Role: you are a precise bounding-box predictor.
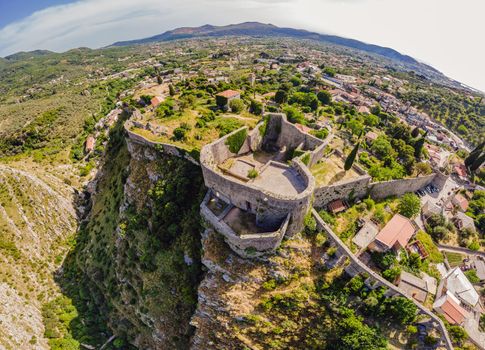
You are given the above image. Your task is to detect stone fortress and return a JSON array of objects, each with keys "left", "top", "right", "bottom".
[{"left": 125, "top": 112, "right": 445, "bottom": 258}]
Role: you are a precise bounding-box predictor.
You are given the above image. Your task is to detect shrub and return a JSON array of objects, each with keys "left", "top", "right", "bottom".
[
  {"left": 398, "top": 193, "right": 421, "bottom": 218},
  {"left": 311, "top": 128, "right": 329, "bottom": 140},
  {"left": 225, "top": 128, "right": 247, "bottom": 153},
  {"left": 247, "top": 169, "right": 258, "bottom": 179},
  {"left": 172, "top": 127, "right": 187, "bottom": 140},
  {"left": 464, "top": 270, "right": 480, "bottom": 284},
  {"left": 229, "top": 98, "right": 245, "bottom": 113}
]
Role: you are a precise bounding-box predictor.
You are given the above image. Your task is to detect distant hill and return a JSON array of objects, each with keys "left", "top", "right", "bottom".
[
  {"left": 5, "top": 49, "right": 54, "bottom": 61},
  {"left": 112, "top": 22, "right": 419, "bottom": 65}
]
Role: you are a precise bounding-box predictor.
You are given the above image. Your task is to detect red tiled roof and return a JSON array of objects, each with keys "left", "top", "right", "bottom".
[
  {"left": 453, "top": 194, "right": 469, "bottom": 211},
  {"left": 217, "top": 90, "right": 240, "bottom": 98},
  {"left": 151, "top": 96, "right": 164, "bottom": 107},
  {"left": 454, "top": 164, "right": 467, "bottom": 177},
  {"left": 375, "top": 214, "right": 415, "bottom": 250},
  {"left": 328, "top": 200, "right": 346, "bottom": 213},
  {"left": 440, "top": 296, "right": 468, "bottom": 325}
]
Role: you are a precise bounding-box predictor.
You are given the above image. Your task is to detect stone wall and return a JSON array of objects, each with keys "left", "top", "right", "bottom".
[
  {"left": 264, "top": 113, "right": 324, "bottom": 152},
  {"left": 313, "top": 175, "right": 372, "bottom": 208},
  {"left": 200, "top": 193, "right": 289, "bottom": 258},
  {"left": 200, "top": 120, "right": 315, "bottom": 236},
  {"left": 369, "top": 173, "right": 437, "bottom": 199},
  {"left": 124, "top": 120, "right": 199, "bottom": 165}
]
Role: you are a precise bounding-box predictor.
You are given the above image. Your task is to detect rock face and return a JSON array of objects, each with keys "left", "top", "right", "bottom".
[
  {"left": 67, "top": 137, "right": 205, "bottom": 348},
  {"left": 0, "top": 164, "right": 77, "bottom": 349},
  {"left": 189, "top": 229, "right": 316, "bottom": 349}
]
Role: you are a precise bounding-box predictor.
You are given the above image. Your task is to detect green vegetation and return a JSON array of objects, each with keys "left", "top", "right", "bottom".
[
  {"left": 397, "top": 193, "right": 421, "bottom": 218},
  {"left": 225, "top": 128, "right": 248, "bottom": 153},
  {"left": 400, "top": 85, "right": 485, "bottom": 146},
  {"left": 445, "top": 252, "right": 465, "bottom": 267}
]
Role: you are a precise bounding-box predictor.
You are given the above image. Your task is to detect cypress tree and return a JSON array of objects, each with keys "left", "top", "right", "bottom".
[
  {"left": 345, "top": 142, "right": 360, "bottom": 171},
  {"left": 470, "top": 151, "right": 485, "bottom": 172},
  {"left": 414, "top": 131, "right": 428, "bottom": 159},
  {"left": 411, "top": 126, "right": 420, "bottom": 138},
  {"left": 465, "top": 140, "right": 485, "bottom": 167}
]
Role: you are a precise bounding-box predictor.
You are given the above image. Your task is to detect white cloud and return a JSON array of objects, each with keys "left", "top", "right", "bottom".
[{"left": 0, "top": 0, "right": 484, "bottom": 92}]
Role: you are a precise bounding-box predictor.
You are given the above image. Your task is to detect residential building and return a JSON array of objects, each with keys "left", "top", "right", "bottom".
[
  {"left": 352, "top": 221, "right": 379, "bottom": 252},
  {"left": 216, "top": 89, "right": 241, "bottom": 110},
  {"left": 397, "top": 270, "right": 431, "bottom": 303},
  {"left": 442, "top": 267, "right": 480, "bottom": 309},
  {"left": 453, "top": 211, "right": 476, "bottom": 232},
  {"left": 369, "top": 214, "right": 416, "bottom": 252},
  {"left": 452, "top": 193, "right": 469, "bottom": 212},
  {"left": 433, "top": 291, "right": 469, "bottom": 325}
]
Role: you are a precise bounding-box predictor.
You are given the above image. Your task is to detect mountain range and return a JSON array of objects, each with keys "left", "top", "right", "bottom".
[{"left": 113, "top": 22, "right": 419, "bottom": 65}]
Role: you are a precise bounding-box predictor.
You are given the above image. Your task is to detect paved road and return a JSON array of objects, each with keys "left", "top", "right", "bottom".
[
  {"left": 312, "top": 209, "right": 454, "bottom": 350},
  {"left": 437, "top": 244, "right": 485, "bottom": 258}
]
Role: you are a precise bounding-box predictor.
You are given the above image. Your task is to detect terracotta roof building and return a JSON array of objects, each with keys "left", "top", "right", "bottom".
[
  {"left": 452, "top": 193, "right": 469, "bottom": 212},
  {"left": 369, "top": 214, "right": 416, "bottom": 252},
  {"left": 433, "top": 292, "right": 469, "bottom": 325},
  {"left": 328, "top": 199, "right": 346, "bottom": 214},
  {"left": 150, "top": 96, "right": 164, "bottom": 107},
  {"left": 216, "top": 90, "right": 241, "bottom": 110}
]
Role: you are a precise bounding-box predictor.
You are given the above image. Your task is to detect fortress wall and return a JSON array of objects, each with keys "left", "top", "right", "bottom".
[
  {"left": 200, "top": 198, "right": 289, "bottom": 257},
  {"left": 432, "top": 170, "right": 449, "bottom": 189},
  {"left": 369, "top": 173, "right": 436, "bottom": 199},
  {"left": 263, "top": 113, "right": 324, "bottom": 152},
  {"left": 200, "top": 124, "right": 315, "bottom": 236},
  {"left": 124, "top": 121, "right": 199, "bottom": 165},
  {"left": 313, "top": 175, "right": 372, "bottom": 208}
]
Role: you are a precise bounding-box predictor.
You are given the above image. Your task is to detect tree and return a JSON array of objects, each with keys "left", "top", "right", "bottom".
[
  {"left": 416, "top": 162, "right": 432, "bottom": 176},
  {"left": 383, "top": 266, "right": 401, "bottom": 282},
  {"left": 371, "top": 136, "right": 395, "bottom": 159},
  {"left": 229, "top": 99, "right": 245, "bottom": 113},
  {"left": 411, "top": 126, "right": 420, "bottom": 138},
  {"left": 364, "top": 113, "right": 379, "bottom": 127},
  {"left": 413, "top": 132, "right": 427, "bottom": 159},
  {"left": 169, "top": 84, "right": 175, "bottom": 96},
  {"left": 317, "top": 90, "right": 332, "bottom": 105},
  {"left": 283, "top": 106, "right": 305, "bottom": 124},
  {"left": 345, "top": 142, "right": 360, "bottom": 171},
  {"left": 447, "top": 325, "right": 468, "bottom": 345},
  {"left": 383, "top": 297, "right": 417, "bottom": 325},
  {"left": 275, "top": 89, "right": 289, "bottom": 104},
  {"left": 398, "top": 193, "right": 421, "bottom": 218},
  {"left": 249, "top": 99, "right": 263, "bottom": 115},
  {"left": 470, "top": 151, "right": 485, "bottom": 172},
  {"left": 370, "top": 104, "right": 381, "bottom": 116},
  {"left": 346, "top": 119, "right": 364, "bottom": 136},
  {"left": 465, "top": 140, "right": 485, "bottom": 167}
]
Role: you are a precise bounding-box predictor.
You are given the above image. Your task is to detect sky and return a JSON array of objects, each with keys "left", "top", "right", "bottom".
[{"left": 0, "top": 0, "right": 484, "bottom": 92}]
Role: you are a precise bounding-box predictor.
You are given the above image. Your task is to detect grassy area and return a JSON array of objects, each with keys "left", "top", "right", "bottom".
[
  {"left": 311, "top": 153, "right": 360, "bottom": 186},
  {"left": 445, "top": 252, "right": 465, "bottom": 267},
  {"left": 416, "top": 231, "right": 444, "bottom": 263}
]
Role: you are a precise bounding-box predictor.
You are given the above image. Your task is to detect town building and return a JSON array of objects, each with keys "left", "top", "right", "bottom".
[
  {"left": 433, "top": 292, "right": 469, "bottom": 325},
  {"left": 368, "top": 214, "right": 416, "bottom": 253},
  {"left": 216, "top": 89, "right": 241, "bottom": 110}
]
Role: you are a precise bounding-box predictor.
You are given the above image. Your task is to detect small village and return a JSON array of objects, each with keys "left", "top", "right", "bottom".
[{"left": 76, "top": 38, "right": 485, "bottom": 349}]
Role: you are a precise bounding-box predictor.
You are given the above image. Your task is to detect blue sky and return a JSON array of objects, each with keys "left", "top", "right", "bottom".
[
  {"left": 0, "top": 0, "right": 74, "bottom": 27},
  {"left": 0, "top": 0, "right": 484, "bottom": 92}
]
